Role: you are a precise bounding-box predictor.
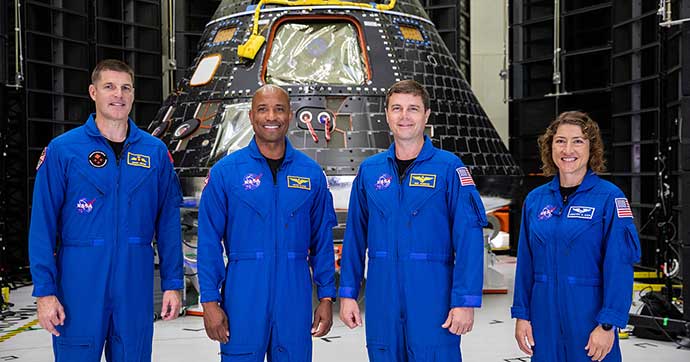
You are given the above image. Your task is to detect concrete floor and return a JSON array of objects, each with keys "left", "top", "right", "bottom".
[{"left": 1, "top": 257, "right": 688, "bottom": 361}]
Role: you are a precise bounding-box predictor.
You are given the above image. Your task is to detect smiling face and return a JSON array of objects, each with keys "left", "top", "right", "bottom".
[
  {"left": 88, "top": 69, "right": 134, "bottom": 123},
  {"left": 552, "top": 123, "right": 590, "bottom": 183},
  {"left": 385, "top": 92, "right": 430, "bottom": 144},
  {"left": 249, "top": 86, "right": 291, "bottom": 146}
]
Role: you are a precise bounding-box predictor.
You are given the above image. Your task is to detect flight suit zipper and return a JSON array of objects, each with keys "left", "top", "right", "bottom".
[
  {"left": 269, "top": 159, "right": 281, "bottom": 326},
  {"left": 554, "top": 188, "right": 578, "bottom": 351},
  {"left": 393, "top": 159, "right": 416, "bottom": 322}
]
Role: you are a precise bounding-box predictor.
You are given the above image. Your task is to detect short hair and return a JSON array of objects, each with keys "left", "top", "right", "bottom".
[
  {"left": 538, "top": 111, "right": 607, "bottom": 176},
  {"left": 91, "top": 59, "right": 134, "bottom": 84},
  {"left": 385, "top": 80, "right": 430, "bottom": 110}
]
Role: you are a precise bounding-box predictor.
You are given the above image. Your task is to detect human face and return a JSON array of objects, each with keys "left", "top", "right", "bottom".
[
  {"left": 88, "top": 70, "right": 134, "bottom": 123},
  {"left": 552, "top": 123, "right": 590, "bottom": 184},
  {"left": 385, "top": 93, "right": 430, "bottom": 143},
  {"left": 249, "top": 88, "right": 291, "bottom": 145}
]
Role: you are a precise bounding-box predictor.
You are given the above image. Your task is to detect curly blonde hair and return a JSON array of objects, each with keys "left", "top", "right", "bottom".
[{"left": 537, "top": 111, "right": 607, "bottom": 176}]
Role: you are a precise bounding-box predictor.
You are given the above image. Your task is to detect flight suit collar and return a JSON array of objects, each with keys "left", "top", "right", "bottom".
[
  {"left": 84, "top": 113, "right": 142, "bottom": 144},
  {"left": 385, "top": 135, "right": 436, "bottom": 163},
  {"left": 548, "top": 169, "right": 599, "bottom": 193},
  {"left": 247, "top": 136, "right": 295, "bottom": 162}
]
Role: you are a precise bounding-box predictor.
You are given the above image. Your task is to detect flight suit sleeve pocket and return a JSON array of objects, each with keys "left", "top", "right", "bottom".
[
  {"left": 623, "top": 223, "right": 641, "bottom": 264},
  {"left": 469, "top": 192, "right": 488, "bottom": 227}
]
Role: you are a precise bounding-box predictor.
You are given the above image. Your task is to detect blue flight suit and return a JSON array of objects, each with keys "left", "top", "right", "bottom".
[
  {"left": 197, "top": 138, "right": 337, "bottom": 362},
  {"left": 511, "top": 170, "right": 641, "bottom": 362},
  {"left": 29, "top": 114, "right": 183, "bottom": 362},
  {"left": 338, "top": 136, "right": 487, "bottom": 361}
]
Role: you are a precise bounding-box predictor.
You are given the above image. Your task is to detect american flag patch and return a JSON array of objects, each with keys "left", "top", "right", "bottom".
[
  {"left": 203, "top": 173, "right": 210, "bottom": 190},
  {"left": 615, "top": 198, "right": 633, "bottom": 218},
  {"left": 36, "top": 147, "right": 47, "bottom": 170},
  {"left": 456, "top": 167, "right": 475, "bottom": 187}
]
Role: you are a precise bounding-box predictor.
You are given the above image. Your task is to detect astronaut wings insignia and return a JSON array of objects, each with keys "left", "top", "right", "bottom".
[
  {"left": 567, "top": 206, "right": 595, "bottom": 220},
  {"left": 409, "top": 174, "right": 436, "bottom": 188},
  {"left": 127, "top": 152, "right": 151, "bottom": 168},
  {"left": 287, "top": 176, "right": 311, "bottom": 190}
]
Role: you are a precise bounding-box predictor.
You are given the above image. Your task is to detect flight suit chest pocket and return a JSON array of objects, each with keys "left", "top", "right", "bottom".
[
  {"left": 368, "top": 194, "right": 392, "bottom": 219},
  {"left": 126, "top": 167, "right": 156, "bottom": 202},
  {"left": 285, "top": 189, "right": 314, "bottom": 218},
  {"left": 564, "top": 218, "right": 603, "bottom": 250},
  {"left": 61, "top": 168, "right": 109, "bottom": 245},
  {"left": 126, "top": 167, "right": 158, "bottom": 239},
  {"left": 228, "top": 185, "right": 269, "bottom": 219},
  {"left": 284, "top": 188, "right": 316, "bottom": 248}
]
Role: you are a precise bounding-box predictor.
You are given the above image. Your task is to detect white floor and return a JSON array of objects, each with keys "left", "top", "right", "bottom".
[{"left": 1, "top": 257, "right": 688, "bottom": 361}]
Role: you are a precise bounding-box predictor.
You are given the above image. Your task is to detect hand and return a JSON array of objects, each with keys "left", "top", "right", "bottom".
[
  {"left": 311, "top": 298, "right": 333, "bottom": 337},
  {"left": 36, "top": 295, "right": 66, "bottom": 336},
  {"left": 441, "top": 307, "right": 474, "bottom": 335},
  {"left": 585, "top": 325, "right": 615, "bottom": 361},
  {"left": 514, "top": 318, "right": 535, "bottom": 356},
  {"left": 339, "top": 297, "right": 362, "bottom": 329},
  {"left": 202, "top": 302, "right": 229, "bottom": 343},
  {"left": 160, "top": 290, "right": 182, "bottom": 321}
]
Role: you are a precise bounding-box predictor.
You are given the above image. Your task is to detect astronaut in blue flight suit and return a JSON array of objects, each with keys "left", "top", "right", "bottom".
[
  {"left": 197, "top": 84, "right": 337, "bottom": 361},
  {"left": 511, "top": 111, "right": 641, "bottom": 362},
  {"left": 338, "top": 80, "right": 487, "bottom": 361},
  {"left": 29, "top": 59, "right": 183, "bottom": 362}
]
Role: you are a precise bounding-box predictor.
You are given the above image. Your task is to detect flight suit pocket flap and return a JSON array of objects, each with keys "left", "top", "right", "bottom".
[
  {"left": 287, "top": 191, "right": 315, "bottom": 216},
  {"left": 565, "top": 218, "right": 602, "bottom": 250},
  {"left": 407, "top": 187, "right": 443, "bottom": 216},
  {"left": 128, "top": 167, "right": 155, "bottom": 195},
  {"left": 228, "top": 187, "right": 268, "bottom": 218},
  {"left": 55, "top": 336, "right": 93, "bottom": 348},
  {"left": 367, "top": 192, "right": 392, "bottom": 218},
  {"left": 221, "top": 344, "right": 256, "bottom": 356},
  {"left": 75, "top": 168, "right": 109, "bottom": 195},
  {"left": 61, "top": 239, "right": 103, "bottom": 247},
  {"left": 367, "top": 342, "right": 392, "bottom": 361}
]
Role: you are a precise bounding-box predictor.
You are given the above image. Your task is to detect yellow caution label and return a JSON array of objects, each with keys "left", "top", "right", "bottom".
[
  {"left": 633, "top": 283, "right": 682, "bottom": 292},
  {"left": 634, "top": 271, "right": 660, "bottom": 279}
]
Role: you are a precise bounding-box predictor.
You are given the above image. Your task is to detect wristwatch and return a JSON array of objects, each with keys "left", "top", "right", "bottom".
[{"left": 601, "top": 323, "right": 613, "bottom": 331}]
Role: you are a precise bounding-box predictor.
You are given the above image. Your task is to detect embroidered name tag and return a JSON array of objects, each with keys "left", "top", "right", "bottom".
[
  {"left": 287, "top": 176, "right": 311, "bottom": 190},
  {"left": 567, "top": 206, "right": 595, "bottom": 219},
  {"left": 409, "top": 173, "right": 436, "bottom": 188},
  {"left": 127, "top": 152, "right": 150, "bottom": 168}
]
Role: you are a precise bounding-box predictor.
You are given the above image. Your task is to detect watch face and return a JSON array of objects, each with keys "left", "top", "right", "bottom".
[{"left": 601, "top": 323, "right": 613, "bottom": 331}]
